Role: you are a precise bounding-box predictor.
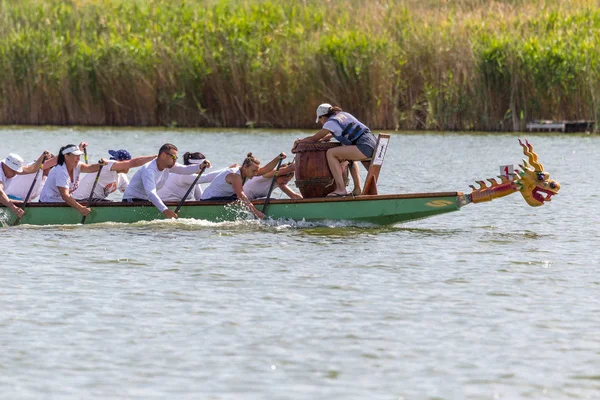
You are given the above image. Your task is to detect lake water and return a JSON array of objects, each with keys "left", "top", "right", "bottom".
[{"left": 0, "top": 127, "right": 598, "bottom": 399}]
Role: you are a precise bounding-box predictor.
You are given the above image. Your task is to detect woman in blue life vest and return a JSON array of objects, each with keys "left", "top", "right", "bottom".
[{"left": 296, "top": 103, "right": 377, "bottom": 197}]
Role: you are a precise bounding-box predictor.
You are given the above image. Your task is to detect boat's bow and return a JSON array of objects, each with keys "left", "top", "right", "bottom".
[{"left": 465, "top": 139, "right": 560, "bottom": 207}]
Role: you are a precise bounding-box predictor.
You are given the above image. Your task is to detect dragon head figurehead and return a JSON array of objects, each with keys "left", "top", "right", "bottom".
[
  {"left": 516, "top": 139, "right": 560, "bottom": 206},
  {"left": 468, "top": 139, "right": 560, "bottom": 206}
]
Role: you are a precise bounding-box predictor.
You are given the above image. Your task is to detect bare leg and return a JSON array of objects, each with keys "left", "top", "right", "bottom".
[
  {"left": 350, "top": 162, "right": 362, "bottom": 195},
  {"left": 326, "top": 146, "right": 369, "bottom": 195}
]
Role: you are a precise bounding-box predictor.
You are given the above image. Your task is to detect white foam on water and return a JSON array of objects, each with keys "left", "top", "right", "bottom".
[
  {"left": 263, "top": 217, "right": 378, "bottom": 229},
  {"left": 0, "top": 209, "right": 12, "bottom": 227},
  {"left": 9, "top": 216, "right": 378, "bottom": 231}
]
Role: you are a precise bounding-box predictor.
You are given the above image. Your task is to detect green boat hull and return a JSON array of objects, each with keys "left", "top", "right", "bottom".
[{"left": 1, "top": 192, "right": 465, "bottom": 226}]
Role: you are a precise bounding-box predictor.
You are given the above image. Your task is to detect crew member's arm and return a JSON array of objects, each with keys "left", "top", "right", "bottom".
[
  {"left": 80, "top": 159, "right": 108, "bottom": 173},
  {"left": 0, "top": 182, "right": 24, "bottom": 218},
  {"left": 257, "top": 153, "right": 286, "bottom": 176},
  {"left": 140, "top": 169, "right": 177, "bottom": 219},
  {"left": 21, "top": 151, "right": 51, "bottom": 174},
  {"left": 320, "top": 133, "right": 333, "bottom": 142},
  {"left": 111, "top": 155, "right": 157, "bottom": 173},
  {"left": 58, "top": 187, "right": 91, "bottom": 216},
  {"left": 262, "top": 164, "right": 295, "bottom": 179},
  {"left": 279, "top": 184, "right": 303, "bottom": 200},
  {"left": 170, "top": 160, "right": 211, "bottom": 175},
  {"left": 196, "top": 168, "right": 223, "bottom": 184},
  {"left": 228, "top": 174, "right": 265, "bottom": 219},
  {"left": 297, "top": 129, "right": 331, "bottom": 143},
  {"left": 43, "top": 155, "right": 58, "bottom": 169}
]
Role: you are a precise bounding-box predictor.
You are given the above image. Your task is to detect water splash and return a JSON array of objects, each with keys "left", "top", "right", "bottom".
[{"left": 9, "top": 216, "right": 381, "bottom": 231}]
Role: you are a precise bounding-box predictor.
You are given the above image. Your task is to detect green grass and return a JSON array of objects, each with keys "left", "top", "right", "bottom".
[{"left": 0, "top": 0, "right": 598, "bottom": 130}]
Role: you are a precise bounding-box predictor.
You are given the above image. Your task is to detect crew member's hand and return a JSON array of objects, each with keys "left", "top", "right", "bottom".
[
  {"left": 11, "top": 205, "right": 25, "bottom": 219},
  {"left": 78, "top": 206, "right": 91, "bottom": 216},
  {"left": 292, "top": 139, "right": 302, "bottom": 152},
  {"left": 78, "top": 142, "right": 88, "bottom": 151},
  {"left": 163, "top": 209, "right": 178, "bottom": 219},
  {"left": 202, "top": 160, "right": 211, "bottom": 169},
  {"left": 98, "top": 158, "right": 109, "bottom": 166},
  {"left": 279, "top": 152, "right": 287, "bottom": 160}
]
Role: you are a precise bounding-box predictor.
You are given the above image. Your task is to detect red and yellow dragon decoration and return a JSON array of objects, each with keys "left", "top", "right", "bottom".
[{"left": 467, "top": 139, "right": 560, "bottom": 206}]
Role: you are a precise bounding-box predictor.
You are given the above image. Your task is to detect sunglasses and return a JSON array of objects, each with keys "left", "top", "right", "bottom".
[{"left": 163, "top": 152, "right": 178, "bottom": 161}]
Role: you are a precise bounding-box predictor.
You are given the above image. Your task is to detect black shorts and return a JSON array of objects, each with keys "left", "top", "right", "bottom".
[{"left": 355, "top": 133, "right": 377, "bottom": 158}]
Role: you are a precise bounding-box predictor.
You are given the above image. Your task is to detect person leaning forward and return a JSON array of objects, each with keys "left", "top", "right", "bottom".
[
  {"left": 72, "top": 148, "right": 156, "bottom": 202},
  {"left": 6, "top": 153, "right": 57, "bottom": 202},
  {"left": 295, "top": 103, "right": 377, "bottom": 197},
  {"left": 201, "top": 152, "right": 287, "bottom": 219},
  {"left": 243, "top": 161, "right": 302, "bottom": 201},
  {"left": 0, "top": 151, "right": 50, "bottom": 218},
  {"left": 39, "top": 144, "right": 108, "bottom": 217},
  {"left": 122, "top": 143, "right": 211, "bottom": 219}
]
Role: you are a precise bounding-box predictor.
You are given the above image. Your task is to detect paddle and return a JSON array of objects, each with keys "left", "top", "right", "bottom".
[
  {"left": 174, "top": 162, "right": 208, "bottom": 215},
  {"left": 81, "top": 163, "right": 103, "bottom": 225},
  {"left": 261, "top": 157, "right": 284, "bottom": 215},
  {"left": 83, "top": 147, "right": 89, "bottom": 165},
  {"left": 12, "top": 156, "right": 46, "bottom": 226}
]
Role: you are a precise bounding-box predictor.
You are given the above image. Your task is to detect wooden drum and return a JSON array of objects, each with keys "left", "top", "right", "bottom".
[{"left": 291, "top": 141, "right": 348, "bottom": 198}]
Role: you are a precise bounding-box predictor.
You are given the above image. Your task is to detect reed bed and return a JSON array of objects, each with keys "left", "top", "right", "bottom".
[{"left": 0, "top": 0, "right": 599, "bottom": 130}]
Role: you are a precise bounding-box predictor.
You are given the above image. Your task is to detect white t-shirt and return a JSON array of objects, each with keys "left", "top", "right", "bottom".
[
  {"left": 5, "top": 162, "right": 43, "bottom": 200},
  {"left": 122, "top": 160, "right": 200, "bottom": 212},
  {"left": 6, "top": 172, "right": 46, "bottom": 201},
  {"left": 0, "top": 162, "right": 13, "bottom": 193},
  {"left": 157, "top": 168, "right": 222, "bottom": 202},
  {"left": 243, "top": 176, "right": 274, "bottom": 200},
  {"left": 72, "top": 161, "right": 128, "bottom": 200},
  {"left": 40, "top": 162, "right": 82, "bottom": 202},
  {"left": 200, "top": 167, "right": 240, "bottom": 200}
]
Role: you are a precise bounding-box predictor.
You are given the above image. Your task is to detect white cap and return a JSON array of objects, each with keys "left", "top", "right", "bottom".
[
  {"left": 187, "top": 158, "right": 206, "bottom": 165},
  {"left": 2, "top": 153, "right": 24, "bottom": 173},
  {"left": 62, "top": 145, "right": 84, "bottom": 156},
  {"left": 316, "top": 103, "right": 332, "bottom": 123}
]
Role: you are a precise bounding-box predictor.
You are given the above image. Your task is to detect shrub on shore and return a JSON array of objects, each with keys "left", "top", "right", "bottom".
[{"left": 0, "top": 0, "right": 598, "bottom": 131}]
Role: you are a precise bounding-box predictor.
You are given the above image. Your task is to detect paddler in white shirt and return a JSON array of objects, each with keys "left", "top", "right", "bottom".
[
  {"left": 243, "top": 161, "right": 302, "bottom": 200},
  {"left": 200, "top": 152, "right": 287, "bottom": 219},
  {"left": 6, "top": 153, "right": 57, "bottom": 202},
  {"left": 73, "top": 149, "right": 156, "bottom": 202},
  {"left": 157, "top": 151, "right": 224, "bottom": 202},
  {"left": 1, "top": 151, "right": 51, "bottom": 218},
  {"left": 39, "top": 144, "right": 108, "bottom": 217},
  {"left": 122, "top": 143, "right": 211, "bottom": 219}
]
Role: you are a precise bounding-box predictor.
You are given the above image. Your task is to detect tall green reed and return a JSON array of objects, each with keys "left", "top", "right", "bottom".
[{"left": 0, "top": 0, "right": 597, "bottom": 131}]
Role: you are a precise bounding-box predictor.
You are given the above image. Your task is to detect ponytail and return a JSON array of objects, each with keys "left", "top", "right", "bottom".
[
  {"left": 242, "top": 152, "right": 260, "bottom": 168},
  {"left": 322, "top": 106, "right": 342, "bottom": 119},
  {"left": 56, "top": 144, "right": 77, "bottom": 166}
]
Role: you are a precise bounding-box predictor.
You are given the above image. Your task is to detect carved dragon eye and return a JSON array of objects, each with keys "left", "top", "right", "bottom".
[
  {"left": 537, "top": 172, "right": 545, "bottom": 181},
  {"left": 550, "top": 182, "right": 557, "bottom": 189}
]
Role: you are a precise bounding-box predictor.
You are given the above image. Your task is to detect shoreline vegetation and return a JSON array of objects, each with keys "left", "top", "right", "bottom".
[{"left": 1, "top": 0, "right": 599, "bottom": 131}]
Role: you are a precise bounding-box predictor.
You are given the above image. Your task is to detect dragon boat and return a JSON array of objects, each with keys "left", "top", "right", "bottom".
[{"left": 0, "top": 140, "right": 559, "bottom": 227}]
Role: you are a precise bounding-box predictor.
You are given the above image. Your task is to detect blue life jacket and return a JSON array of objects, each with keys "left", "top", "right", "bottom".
[{"left": 327, "top": 112, "right": 370, "bottom": 145}]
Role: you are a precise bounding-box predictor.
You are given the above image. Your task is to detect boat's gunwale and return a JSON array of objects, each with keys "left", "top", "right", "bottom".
[{"left": 3, "top": 192, "right": 462, "bottom": 208}]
